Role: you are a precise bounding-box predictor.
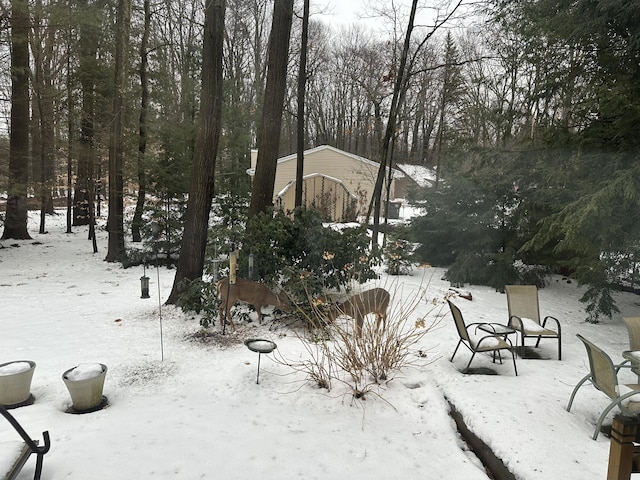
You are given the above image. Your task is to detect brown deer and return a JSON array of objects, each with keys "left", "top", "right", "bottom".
[
  {"left": 216, "top": 277, "right": 289, "bottom": 330},
  {"left": 327, "top": 288, "right": 390, "bottom": 337}
]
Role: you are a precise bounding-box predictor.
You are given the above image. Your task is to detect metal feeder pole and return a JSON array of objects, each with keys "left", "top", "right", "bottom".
[
  {"left": 223, "top": 244, "right": 238, "bottom": 336},
  {"left": 256, "top": 353, "right": 262, "bottom": 384}
]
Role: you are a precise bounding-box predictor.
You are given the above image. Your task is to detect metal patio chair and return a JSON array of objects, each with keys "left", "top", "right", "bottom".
[
  {"left": 0, "top": 404, "right": 50, "bottom": 480},
  {"left": 447, "top": 299, "right": 518, "bottom": 376},
  {"left": 566, "top": 334, "right": 640, "bottom": 440},
  {"left": 505, "top": 285, "right": 562, "bottom": 360}
]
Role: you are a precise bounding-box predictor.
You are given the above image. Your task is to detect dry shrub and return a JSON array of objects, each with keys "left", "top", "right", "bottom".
[{"left": 281, "top": 280, "right": 443, "bottom": 400}]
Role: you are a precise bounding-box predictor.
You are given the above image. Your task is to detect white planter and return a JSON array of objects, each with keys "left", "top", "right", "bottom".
[
  {"left": 62, "top": 363, "right": 107, "bottom": 412},
  {"left": 0, "top": 360, "right": 36, "bottom": 406}
]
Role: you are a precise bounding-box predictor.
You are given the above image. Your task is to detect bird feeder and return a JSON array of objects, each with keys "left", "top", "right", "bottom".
[{"left": 140, "top": 264, "right": 150, "bottom": 299}]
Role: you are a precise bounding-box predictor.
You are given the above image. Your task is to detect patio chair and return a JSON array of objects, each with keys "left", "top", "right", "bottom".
[
  {"left": 623, "top": 317, "right": 640, "bottom": 380},
  {"left": 447, "top": 299, "right": 518, "bottom": 375},
  {"left": 0, "top": 404, "right": 50, "bottom": 480},
  {"left": 505, "top": 285, "right": 562, "bottom": 360},
  {"left": 566, "top": 334, "right": 640, "bottom": 440}
]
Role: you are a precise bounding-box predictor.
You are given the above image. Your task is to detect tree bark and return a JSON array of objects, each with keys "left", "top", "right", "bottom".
[
  {"left": 248, "top": 0, "right": 294, "bottom": 218},
  {"left": 32, "top": 0, "right": 56, "bottom": 233},
  {"left": 132, "top": 0, "right": 151, "bottom": 243},
  {"left": 165, "top": 0, "right": 225, "bottom": 304},
  {"left": 2, "top": 0, "right": 31, "bottom": 240},
  {"left": 105, "top": 0, "right": 131, "bottom": 262},
  {"left": 366, "top": 0, "right": 418, "bottom": 253},
  {"left": 74, "top": 0, "right": 99, "bottom": 227},
  {"left": 294, "top": 0, "right": 309, "bottom": 208}
]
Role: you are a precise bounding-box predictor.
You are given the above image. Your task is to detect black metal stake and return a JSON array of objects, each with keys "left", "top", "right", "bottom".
[
  {"left": 256, "top": 353, "right": 262, "bottom": 384},
  {"left": 151, "top": 222, "right": 163, "bottom": 361}
]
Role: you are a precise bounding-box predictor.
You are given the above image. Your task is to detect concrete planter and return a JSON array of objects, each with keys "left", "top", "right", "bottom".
[
  {"left": 62, "top": 363, "right": 107, "bottom": 412},
  {"left": 0, "top": 360, "right": 36, "bottom": 407}
]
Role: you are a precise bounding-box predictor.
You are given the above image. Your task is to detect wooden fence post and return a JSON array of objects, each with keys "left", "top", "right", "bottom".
[{"left": 607, "top": 415, "right": 639, "bottom": 480}]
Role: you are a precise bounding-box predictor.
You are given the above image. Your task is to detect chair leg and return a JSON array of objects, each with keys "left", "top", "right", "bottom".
[
  {"left": 593, "top": 393, "right": 640, "bottom": 440},
  {"left": 450, "top": 340, "right": 463, "bottom": 362},
  {"left": 34, "top": 453, "right": 44, "bottom": 480},
  {"left": 566, "top": 373, "right": 592, "bottom": 412},
  {"left": 593, "top": 400, "right": 622, "bottom": 441},
  {"left": 492, "top": 350, "right": 504, "bottom": 364},
  {"left": 511, "top": 349, "right": 518, "bottom": 376},
  {"left": 465, "top": 352, "right": 477, "bottom": 371},
  {"left": 558, "top": 336, "right": 562, "bottom": 360}
]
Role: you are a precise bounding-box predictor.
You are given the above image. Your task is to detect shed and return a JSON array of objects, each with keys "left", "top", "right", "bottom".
[
  {"left": 247, "top": 145, "right": 403, "bottom": 221},
  {"left": 276, "top": 173, "right": 358, "bottom": 222}
]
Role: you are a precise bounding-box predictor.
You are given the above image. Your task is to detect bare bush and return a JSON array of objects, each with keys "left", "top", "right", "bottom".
[{"left": 279, "top": 280, "right": 443, "bottom": 400}]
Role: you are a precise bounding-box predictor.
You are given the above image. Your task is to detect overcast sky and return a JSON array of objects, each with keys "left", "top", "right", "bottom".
[
  {"left": 311, "top": 1, "right": 443, "bottom": 30},
  {"left": 313, "top": 0, "right": 371, "bottom": 25}
]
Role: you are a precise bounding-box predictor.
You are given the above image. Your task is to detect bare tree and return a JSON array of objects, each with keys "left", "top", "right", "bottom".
[{"left": 367, "top": 0, "right": 465, "bottom": 250}]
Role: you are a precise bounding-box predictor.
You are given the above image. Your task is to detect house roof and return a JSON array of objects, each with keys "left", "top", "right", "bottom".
[
  {"left": 396, "top": 163, "right": 436, "bottom": 187},
  {"left": 246, "top": 144, "right": 404, "bottom": 179}
]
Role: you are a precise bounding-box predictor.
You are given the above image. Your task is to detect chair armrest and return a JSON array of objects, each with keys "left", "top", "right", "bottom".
[
  {"left": 507, "top": 315, "right": 523, "bottom": 330},
  {"left": 541, "top": 315, "right": 561, "bottom": 332},
  {"left": 0, "top": 405, "right": 50, "bottom": 456},
  {"left": 467, "top": 322, "right": 486, "bottom": 330},
  {"left": 473, "top": 323, "right": 513, "bottom": 335}
]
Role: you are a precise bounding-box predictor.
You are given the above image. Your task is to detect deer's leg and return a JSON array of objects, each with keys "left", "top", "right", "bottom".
[
  {"left": 218, "top": 302, "right": 226, "bottom": 328},
  {"left": 220, "top": 299, "right": 236, "bottom": 331},
  {"left": 256, "top": 305, "right": 263, "bottom": 325},
  {"left": 226, "top": 304, "right": 236, "bottom": 331}
]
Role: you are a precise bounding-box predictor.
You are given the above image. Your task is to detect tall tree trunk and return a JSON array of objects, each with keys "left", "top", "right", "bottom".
[
  {"left": 32, "top": 0, "right": 56, "bottom": 233},
  {"left": 74, "top": 0, "right": 98, "bottom": 227},
  {"left": 66, "top": 24, "right": 73, "bottom": 234},
  {"left": 165, "top": 0, "right": 225, "bottom": 305},
  {"left": 366, "top": 0, "right": 418, "bottom": 253},
  {"left": 248, "top": 0, "right": 294, "bottom": 218},
  {"left": 105, "top": 0, "right": 131, "bottom": 262},
  {"left": 132, "top": 0, "right": 151, "bottom": 243},
  {"left": 2, "top": 0, "right": 31, "bottom": 240},
  {"left": 294, "top": 0, "right": 309, "bottom": 208}
]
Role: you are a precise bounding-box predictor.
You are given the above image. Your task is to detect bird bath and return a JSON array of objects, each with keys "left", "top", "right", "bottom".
[{"left": 244, "top": 339, "right": 277, "bottom": 384}]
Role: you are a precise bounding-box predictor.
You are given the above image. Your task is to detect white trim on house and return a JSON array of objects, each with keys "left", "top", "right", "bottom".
[
  {"left": 276, "top": 172, "right": 358, "bottom": 200},
  {"left": 247, "top": 145, "right": 404, "bottom": 180}
]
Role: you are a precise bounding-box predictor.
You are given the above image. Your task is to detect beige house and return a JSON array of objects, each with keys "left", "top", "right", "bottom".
[{"left": 247, "top": 145, "right": 403, "bottom": 222}]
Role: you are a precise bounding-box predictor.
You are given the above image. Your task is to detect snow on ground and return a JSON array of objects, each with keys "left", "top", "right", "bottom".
[{"left": 1, "top": 210, "right": 639, "bottom": 479}]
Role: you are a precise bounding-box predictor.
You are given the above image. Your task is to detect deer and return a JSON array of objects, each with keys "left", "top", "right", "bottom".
[
  {"left": 216, "top": 277, "right": 289, "bottom": 330},
  {"left": 327, "top": 288, "right": 390, "bottom": 337}
]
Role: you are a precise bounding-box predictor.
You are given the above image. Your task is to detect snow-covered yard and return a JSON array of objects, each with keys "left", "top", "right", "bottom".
[{"left": 1, "top": 210, "right": 638, "bottom": 479}]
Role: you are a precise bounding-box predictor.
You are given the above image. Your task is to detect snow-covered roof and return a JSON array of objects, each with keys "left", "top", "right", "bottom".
[{"left": 397, "top": 163, "right": 436, "bottom": 187}]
